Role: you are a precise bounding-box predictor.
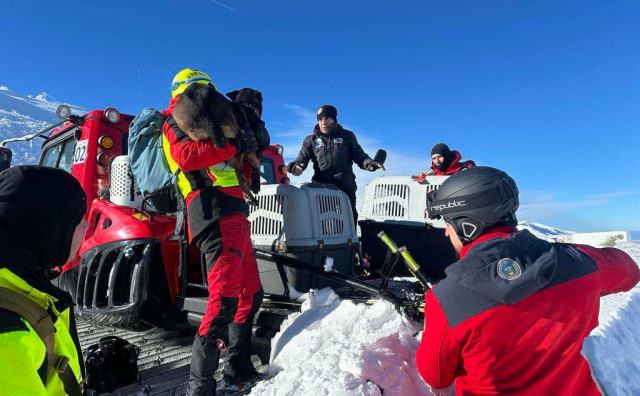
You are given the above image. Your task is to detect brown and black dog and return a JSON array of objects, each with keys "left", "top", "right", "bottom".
[
  {"left": 172, "top": 83, "right": 268, "bottom": 204},
  {"left": 226, "top": 88, "right": 263, "bottom": 118}
]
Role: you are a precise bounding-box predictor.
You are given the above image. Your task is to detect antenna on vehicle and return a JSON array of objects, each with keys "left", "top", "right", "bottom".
[{"left": 137, "top": 64, "right": 143, "bottom": 109}]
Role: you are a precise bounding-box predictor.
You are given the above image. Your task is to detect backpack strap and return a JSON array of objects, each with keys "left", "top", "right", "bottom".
[{"left": 0, "top": 287, "right": 82, "bottom": 396}]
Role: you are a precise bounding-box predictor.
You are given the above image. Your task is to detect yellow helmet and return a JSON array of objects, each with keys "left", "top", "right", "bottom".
[{"left": 171, "top": 68, "right": 216, "bottom": 98}]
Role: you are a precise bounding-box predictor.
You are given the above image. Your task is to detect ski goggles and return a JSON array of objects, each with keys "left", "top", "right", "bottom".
[{"left": 170, "top": 76, "right": 214, "bottom": 92}]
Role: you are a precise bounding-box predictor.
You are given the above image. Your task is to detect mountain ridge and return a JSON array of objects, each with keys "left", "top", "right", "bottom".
[{"left": 0, "top": 85, "right": 85, "bottom": 165}]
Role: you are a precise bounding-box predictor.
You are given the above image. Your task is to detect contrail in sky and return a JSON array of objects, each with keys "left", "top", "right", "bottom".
[{"left": 210, "top": 0, "right": 236, "bottom": 11}]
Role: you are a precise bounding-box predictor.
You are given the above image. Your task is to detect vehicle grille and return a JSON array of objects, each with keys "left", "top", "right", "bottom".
[{"left": 77, "top": 239, "right": 154, "bottom": 311}]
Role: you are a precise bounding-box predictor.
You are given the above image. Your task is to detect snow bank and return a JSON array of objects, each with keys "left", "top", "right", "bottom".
[
  {"left": 250, "top": 288, "right": 433, "bottom": 396},
  {"left": 583, "top": 241, "right": 640, "bottom": 396},
  {"left": 569, "top": 231, "right": 629, "bottom": 247},
  {"left": 517, "top": 221, "right": 629, "bottom": 248}
]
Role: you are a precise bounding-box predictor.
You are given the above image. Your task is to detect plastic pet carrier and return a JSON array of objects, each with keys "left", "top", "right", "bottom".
[
  {"left": 249, "top": 183, "right": 358, "bottom": 298},
  {"left": 359, "top": 176, "right": 457, "bottom": 280}
]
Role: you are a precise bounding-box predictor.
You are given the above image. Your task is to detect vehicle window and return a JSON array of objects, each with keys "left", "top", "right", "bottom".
[
  {"left": 40, "top": 137, "right": 75, "bottom": 173},
  {"left": 260, "top": 158, "right": 276, "bottom": 184},
  {"left": 40, "top": 143, "right": 63, "bottom": 168},
  {"left": 58, "top": 139, "right": 76, "bottom": 172}
]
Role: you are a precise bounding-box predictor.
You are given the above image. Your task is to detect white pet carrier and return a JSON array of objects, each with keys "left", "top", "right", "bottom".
[{"left": 361, "top": 175, "right": 448, "bottom": 227}]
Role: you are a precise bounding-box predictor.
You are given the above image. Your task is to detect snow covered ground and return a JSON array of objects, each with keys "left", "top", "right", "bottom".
[
  {"left": 250, "top": 237, "right": 640, "bottom": 396},
  {"left": 583, "top": 241, "right": 640, "bottom": 396},
  {"left": 251, "top": 288, "right": 431, "bottom": 396},
  {"left": 570, "top": 231, "right": 629, "bottom": 247}
]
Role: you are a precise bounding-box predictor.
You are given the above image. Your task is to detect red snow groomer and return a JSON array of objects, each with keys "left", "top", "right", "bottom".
[
  {"left": 1, "top": 104, "right": 453, "bottom": 333},
  {"left": 0, "top": 105, "right": 290, "bottom": 329}
]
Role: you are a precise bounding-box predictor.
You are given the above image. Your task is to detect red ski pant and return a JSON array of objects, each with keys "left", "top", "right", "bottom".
[{"left": 197, "top": 212, "right": 262, "bottom": 337}]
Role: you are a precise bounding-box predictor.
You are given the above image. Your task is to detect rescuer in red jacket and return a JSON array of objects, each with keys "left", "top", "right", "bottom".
[
  {"left": 413, "top": 143, "right": 475, "bottom": 182},
  {"left": 163, "top": 69, "right": 265, "bottom": 395},
  {"left": 419, "top": 166, "right": 640, "bottom": 396}
]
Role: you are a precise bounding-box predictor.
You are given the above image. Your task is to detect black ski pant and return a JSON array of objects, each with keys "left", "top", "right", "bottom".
[
  {"left": 329, "top": 184, "right": 358, "bottom": 226},
  {"left": 223, "top": 289, "right": 263, "bottom": 381},
  {"left": 186, "top": 292, "right": 263, "bottom": 396},
  {"left": 344, "top": 187, "right": 358, "bottom": 227},
  {"left": 186, "top": 214, "right": 264, "bottom": 395}
]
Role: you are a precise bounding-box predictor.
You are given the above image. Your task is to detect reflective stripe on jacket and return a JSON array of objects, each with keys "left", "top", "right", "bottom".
[
  {"left": 161, "top": 99, "right": 248, "bottom": 242},
  {"left": 0, "top": 269, "right": 82, "bottom": 396},
  {"left": 162, "top": 116, "right": 240, "bottom": 198}
]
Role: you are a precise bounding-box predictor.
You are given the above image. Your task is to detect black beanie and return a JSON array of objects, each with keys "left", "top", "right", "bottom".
[
  {"left": 431, "top": 143, "right": 452, "bottom": 157},
  {"left": 431, "top": 143, "right": 457, "bottom": 171},
  {"left": 317, "top": 105, "right": 338, "bottom": 123},
  {"left": 0, "top": 166, "right": 87, "bottom": 270}
]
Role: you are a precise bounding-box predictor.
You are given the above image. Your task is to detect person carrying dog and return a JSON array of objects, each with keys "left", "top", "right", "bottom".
[
  {"left": 413, "top": 143, "right": 475, "bottom": 181},
  {"left": 288, "top": 105, "right": 384, "bottom": 225},
  {"left": 0, "top": 166, "right": 88, "bottom": 396},
  {"left": 418, "top": 166, "right": 640, "bottom": 395},
  {"left": 163, "top": 69, "right": 265, "bottom": 394}
]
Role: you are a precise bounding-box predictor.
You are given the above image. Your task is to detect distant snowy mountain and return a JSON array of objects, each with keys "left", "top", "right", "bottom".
[
  {"left": 517, "top": 220, "right": 573, "bottom": 240},
  {"left": 519, "top": 220, "right": 630, "bottom": 247},
  {"left": 0, "top": 85, "right": 85, "bottom": 165}
]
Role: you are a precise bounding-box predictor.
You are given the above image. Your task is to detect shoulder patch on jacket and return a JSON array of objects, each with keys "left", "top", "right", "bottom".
[
  {"left": 0, "top": 308, "right": 29, "bottom": 334},
  {"left": 432, "top": 277, "right": 502, "bottom": 328}
]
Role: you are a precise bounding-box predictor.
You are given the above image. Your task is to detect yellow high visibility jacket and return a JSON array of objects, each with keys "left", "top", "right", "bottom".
[
  {"left": 162, "top": 117, "right": 240, "bottom": 198},
  {"left": 0, "top": 269, "right": 82, "bottom": 396}
]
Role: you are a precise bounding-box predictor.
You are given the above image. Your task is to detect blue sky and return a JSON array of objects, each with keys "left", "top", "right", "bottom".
[{"left": 1, "top": 0, "right": 638, "bottom": 232}]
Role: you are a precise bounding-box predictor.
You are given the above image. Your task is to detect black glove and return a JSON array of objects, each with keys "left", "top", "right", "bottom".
[
  {"left": 237, "top": 129, "right": 257, "bottom": 153},
  {"left": 366, "top": 160, "right": 384, "bottom": 172},
  {"left": 288, "top": 161, "right": 304, "bottom": 176}
]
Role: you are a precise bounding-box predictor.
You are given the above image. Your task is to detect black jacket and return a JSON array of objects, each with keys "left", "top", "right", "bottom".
[{"left": 292, "top": 124, "right": 372, "bottom": 191}]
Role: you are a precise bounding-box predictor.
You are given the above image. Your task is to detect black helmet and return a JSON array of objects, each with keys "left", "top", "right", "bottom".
[{"left": 427, "top": 166, "right": 519, "bottom": 243}]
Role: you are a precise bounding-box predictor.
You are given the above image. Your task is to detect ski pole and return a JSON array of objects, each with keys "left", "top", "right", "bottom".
[
  {"left": 377, "top": 231, "right": 432, "bottom": 289},
  {"left": 377, "top": 231, "right": 399, "bottom": 252},
  {"left": 253, "top": 249, "right": 406, "bottom": 312},
  {"left": 397, "top": 246, "right": 433, "bottom": 289}
]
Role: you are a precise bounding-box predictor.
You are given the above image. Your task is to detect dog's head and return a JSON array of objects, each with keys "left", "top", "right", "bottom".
[
  {"left": 173, "top": 83, "right": 240, "bottom": 147},
  {"left": 226, "top": 88, "right": 263, "bottom": 118}
]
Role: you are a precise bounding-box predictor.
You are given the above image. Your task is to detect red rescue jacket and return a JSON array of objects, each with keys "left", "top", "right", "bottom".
[
  {"left": 413, "top": 151, "right": 475, "bottom": 182},
  {"left": 431, "top": 150, "right": 475, "bottom": 176},
  {"left": 416, "top": 226, "right": 640, "bottom": 396},
  {"left": 162, "top": 96, "right": 247, "bottom": 241}
]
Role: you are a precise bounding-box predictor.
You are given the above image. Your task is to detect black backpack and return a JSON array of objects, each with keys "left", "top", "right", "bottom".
[{"left": 85, "top": 336, "right": 140, "bottom": 393}]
